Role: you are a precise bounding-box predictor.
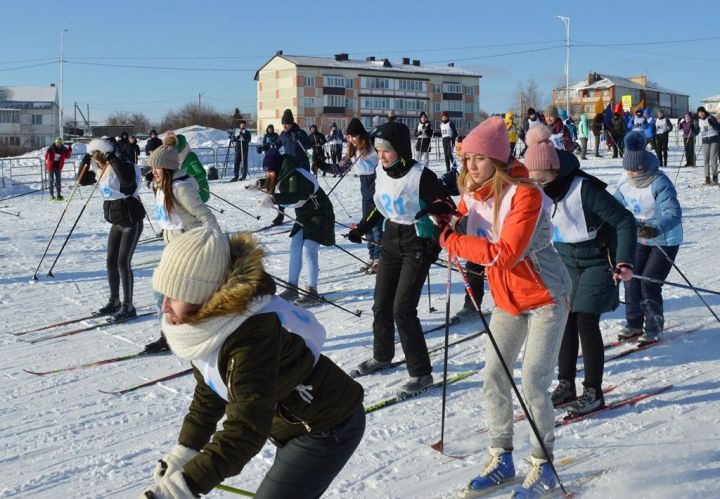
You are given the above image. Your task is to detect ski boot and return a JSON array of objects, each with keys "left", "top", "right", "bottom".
[
  {"left": 92, "top": 299, "right": 122, "bottom": 318},
  {"left": 294, "top": 286, "right": 321, "bottom": 307},
  {"left": 451, "top": 303, "right": 477, "bottom": 323},
  {"left": 637, "top": 330, "right": 660, "bottom": 345},
  {"left": 365, "top": 259, "right": 379, "bottom": 275},
  {"left": 279, "top": 287, "right": 299, "bottom": 301},
  {"left": 511, "top": 457, "right": 556, "bottom": 498},
  {"left": 108, "top": 304, "right": 137, "bottom": 323},
  {"left": 551, "top": 378, "right": 576, "bottom": 407},
  {"left": 271, "top": 213, "right": 284, "bottom": 226},
  {"left": 567, "top": 386, "right": 605, "bottom": 415},
  {"left": 397, "top": 374, "right": 433, "bottom": 400},
  {"left": 349, "top": 358, "right": 392, "bottom": 378},
  {"left": 56, "top": 194, "right": 64, "bottom": 201},
  {"left": 459, "top": 448, "right": 515, "bottom": 497},
  {"left": 617, "top": 326, "right": 642, "bottom": 340},
  {"left": 144, "top": 333, "right": 170, "bottom": 354}
]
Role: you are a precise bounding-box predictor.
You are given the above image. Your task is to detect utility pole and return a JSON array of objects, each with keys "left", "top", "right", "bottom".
[
  {"left": 555, "top": 16, "right": 570, "bottom": 116},
  {"left": 198, "top": 93, "right": 203, "bottom": 108},
  {"left": 59, "top": 28, "right": 68, "bottom": 139}
]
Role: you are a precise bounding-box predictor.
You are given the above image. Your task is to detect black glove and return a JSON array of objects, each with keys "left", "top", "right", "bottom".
[
  {"left": 144, "top": 171, "right": 154, "bottom": 184},
  {"left": 347, "top": 228, "right": 364, "bottom": 244},
  {"left": 637, "top": 225, "right": 659, "bottom": 239},
  {"left": 103, "top": 151, "right": 116, "bottom": 162},
  {"left": 415, "top": 200, "right": 455, "bottom": 220}
]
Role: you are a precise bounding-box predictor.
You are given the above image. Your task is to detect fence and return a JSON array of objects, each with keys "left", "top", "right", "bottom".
[{"left": 0, "top": 156, "right": 45, "bottom": 191}]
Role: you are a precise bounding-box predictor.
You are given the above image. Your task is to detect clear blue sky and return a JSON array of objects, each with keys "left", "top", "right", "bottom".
[{"left": 3, "top": 0, "right": 719, "bottom": 126}]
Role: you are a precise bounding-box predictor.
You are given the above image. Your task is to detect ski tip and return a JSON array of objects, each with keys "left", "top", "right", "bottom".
[
  {"left": 22, "top": 369, "right": 47, "bottom": 376},
  {"left": 430, "top": 441, "right": 444, "bottom": 453},
  {"left": 98, "top": 389, "right": 121, "bottom": 395}
]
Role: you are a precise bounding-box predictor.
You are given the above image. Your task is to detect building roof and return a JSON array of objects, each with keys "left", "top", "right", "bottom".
[
  {"left": 702, "top": 95, "right": 720, "bottom": 103},
  {"left": 254, "top": 54, "right": 482, "bottom": 80},
  {"left": 0, "top": 86, "right": 58, "bottom": 103},
  {"left": 558, "top": 73, "right": 688, "bottom": 97}
]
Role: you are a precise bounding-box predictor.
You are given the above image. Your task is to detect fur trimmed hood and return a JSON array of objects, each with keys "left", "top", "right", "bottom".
[{"left": 187, "top": 232, "right": 275, "bottom": 323}]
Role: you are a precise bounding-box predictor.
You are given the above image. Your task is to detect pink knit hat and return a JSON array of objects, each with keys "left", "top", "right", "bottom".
[
  {"left": 523, "top": 125, "right": 560, "bottom": 171},
  {"left": 461, "top": 116, "right": 510, "bottom": 163}
]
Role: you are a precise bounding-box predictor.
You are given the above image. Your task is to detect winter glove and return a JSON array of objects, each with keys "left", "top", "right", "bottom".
[
  {"left": 141, "top": 471, "right": 197, "bottom": 499},
  {"left": 612, "top": 264, "right": 634, "bottom": 284},
  {"left": 637, "top": 225, "right": 659, "bottom": 239},
  {"left": 346, "top": 228, "right": 364, "bottom": 244},
  {"left": 153, "top": 444, "right": 198, "bottom": 484},
  {"left": 432, "top": 222, "right": 454, "bottom": 249},
  {"left": 103, "top": 151, "right": 116, "bottom": 162},
  {"left": 415, "top": 200, "right": 456, "bottom": 222},
  {"left": 258, "top": 194, "right": 276, "bottom": 210}
]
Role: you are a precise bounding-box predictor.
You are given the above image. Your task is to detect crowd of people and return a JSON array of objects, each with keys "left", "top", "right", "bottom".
[{"left": 43, "top": 102, "right": 697, "bottom": 498}]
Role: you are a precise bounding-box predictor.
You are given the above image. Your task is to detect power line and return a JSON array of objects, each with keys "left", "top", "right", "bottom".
[
  {"left": 573, "top": 40, "right": 719, "bottom": 62},
  {"left": 64, "top": 60, "right": 256, "bottom": 72},
  {"left": 0, "top": 61, "right": 57, "bottom": 72},
  {"left": 425, "top": 44, "right": 564, "bottom": 64}
]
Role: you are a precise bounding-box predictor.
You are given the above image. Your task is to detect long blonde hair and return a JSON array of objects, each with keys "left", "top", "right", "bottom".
[
  {"left": 457, "top": 157, "right": 536, "bottom": 228},
  {"left": 347, "top": 133, "right": 370, "bottom": 159}
]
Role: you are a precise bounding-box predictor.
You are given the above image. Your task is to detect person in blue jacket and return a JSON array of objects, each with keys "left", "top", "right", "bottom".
[
  {"left": 276, "top": 109, "right": 312, "bottom": 171},
  {"left": 643, "top": 108, "right": 656, "bottom": 150},
  {"left": 613, "top": 131, "right": 683, "bottom": 345}
]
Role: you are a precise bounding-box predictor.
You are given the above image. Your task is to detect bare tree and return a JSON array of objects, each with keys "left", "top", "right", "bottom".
[
  {"left": 159, "top": 102, "right": 235, "bottom": 131},
  {"left": 513, "top": 79, "right": 544, "bottom": 117},
  {"left": 106, "top": 111, "right": 151, "bottom": 134}
]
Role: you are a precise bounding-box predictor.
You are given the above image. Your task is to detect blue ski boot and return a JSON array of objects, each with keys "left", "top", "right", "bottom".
[
  {"left": 512, "top": 457, "right": 556, "bottom": 498},
  {"left": 459, "top": 448, "right": 515, "bottom": 497}
]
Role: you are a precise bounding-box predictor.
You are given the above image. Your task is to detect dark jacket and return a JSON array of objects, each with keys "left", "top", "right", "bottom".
[
  {"left": 116, "top": 137, "right": 134, "bottom": 163},
  {"left": 543, "top": 151, "right": 636, "bottom": 314},
  {"left": 174, "top": 242, "right": 363, "bottom": 495},
  {"left": 591, "top": 114, "right": 604, "bottom": 136},
  {"left": 415, "top": 121, "right": 433, "bottom": 152},
  {"left": 262, "top": 131, "right": 279, "bottom": 152},
  {"left": 609, "top": 115, "right": 627, "bottom": 139},
  {"left": 277, "top": 124, "right": 312, "bottom": 170},
  {"left": 273, "top": 157, "right": 335, "bottom": 245},
  {"left": 308, "top": 130, "right": 327, "bottom": 150},
  {"left": 234, "top": 128, "right": 251, "bottom": 151},
  {"left": 145, "top": 136, "right": 162, "bottom": 155},
  {"left": 102, "top": 155, "right": 146, "bottom": 226}
]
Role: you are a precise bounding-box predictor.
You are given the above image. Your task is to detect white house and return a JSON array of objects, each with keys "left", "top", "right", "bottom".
[
  {"left": 0, "top": 85, "right": 59, "bottom": 152},
  {"left": 700, "top": 95, "right": 720, "bottom": 114}
]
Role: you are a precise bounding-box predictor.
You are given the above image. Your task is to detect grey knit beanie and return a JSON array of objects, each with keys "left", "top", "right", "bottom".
[
  {"left": 623, "top": 131, "right": 658, "bottom": 172},
  {"left": 148, "top": 144, "right": 180, "bottom": 171}
]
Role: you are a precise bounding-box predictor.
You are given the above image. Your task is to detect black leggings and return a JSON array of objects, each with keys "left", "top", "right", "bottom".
[
  {"left": 557, "top": 312, "right": 604, "bottom": 389},
  {"left": 106, "top": 221, "right": 143, "bottom": 304}
]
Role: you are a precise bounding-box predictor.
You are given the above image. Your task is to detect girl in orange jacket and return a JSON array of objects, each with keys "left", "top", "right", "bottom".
[{"left": 435, "top": 117, "right": 571, "bottom": 497}]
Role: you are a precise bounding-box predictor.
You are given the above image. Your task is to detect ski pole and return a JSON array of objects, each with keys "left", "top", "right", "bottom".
[
  {"left": 426, "top": 273, "right": 436, "bottom": 313},
  {"left": 325, "top": 152, "right": 364, "bottom": 197},
  {"left": 0, "top": 208, "right": 19, "bottom": 217},
  {"left": 45, "top": 165, "right": 107, "bottom": 278},
  {"left": 430, "top": 253, "right": 453, "bottom": 455},
  {"left": 32, "top": 163, "right": 90, "bottom": 280},
  {"left": 321, "top": 176, "right": 352, "bottom": 219},
  {"left": 215, "top": 483, "right": 254, "bottom": 497},
  {"left": 206, "top": 203, "right": 224, "bottom": 215},
  {"left": 210, "top": 191, "right": 261, "bottom": 220},
  {"left": 271, "top": 274, "right": 362, "bottom": 317},
  {"left": 652, "top": 243, "right": 720, "bottom": 324},
  {"left": 451, "top": 255, "right": 570, "bottom": 495},
  {"left": 631, "top": 274, "right": 720, "bottom": 296}
]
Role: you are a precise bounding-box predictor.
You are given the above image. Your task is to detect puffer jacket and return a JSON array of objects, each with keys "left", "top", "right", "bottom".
[
  {"left": 174, "top": 235, "right": 364, "bottom": 495},
  {"left": 578, "top": 115, "right": 589, "bottom": 139},
  {"left": 175, "top": 134, "right": 210, "bottom": 203},
  {"left": 444, "top": 162, "right": 572, "bottom": 315},
  {"left": 156, "top": 171, "right": 219, "bottom": 244},
  {"left": 44, "top": 144, "right": 72, "bottom": 172}
]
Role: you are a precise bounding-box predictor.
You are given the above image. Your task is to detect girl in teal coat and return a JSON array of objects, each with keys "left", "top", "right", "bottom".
[
  {"left": 524, "top": 125, "right": 636, "bottom": 415},
  {"left": 578, "top": 114, "right": 589, "bottom": 160}
]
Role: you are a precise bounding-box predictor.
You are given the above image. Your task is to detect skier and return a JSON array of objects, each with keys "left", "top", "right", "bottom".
[
  {"left": 44, "top": 137, "right": 72, "bottom": 201},
  {"left": 441, "top": 111, "right": 458, "bottom": 171},
  {"left": 609, "top": 108, "right": 627, "bottom": 158},
  {"left": 164, "top": 132, "right": 210, "bottom": 203},
  {"left": 644, "top": 109, "right": 656, "bottom": 151},
  {"left": 261, "top": 124, "right": 279, "bottom": 152},
  {"left": 435, "top": 116, "right": 571, "bottom": 497},
  {"left": 524, "top": 107, "right": 544, "bottom": 131},
  {"left": 577, "top": 114, "right": 589, "bottom": 160},
  {"left": 144, "top": 142, "right": 220, "bottom": 354},
  {"left": 545, "top": 106, "right": 573, "bottom": 152},
  {"left": 677, "top": 111, "right": 698, "bottom": 167},
  {"left": 630, "top": 108, "right": 647, "bottom": 133},
  {"left": 231, "top": 120, "right": 251, "bottom": 181},
  {"left": 127, "top": 135, "right": 141, "bottom": 164},
  {"left": 257, "top": 153, "right": 335, "bottom": 306},
  {"left": 87, "top": 138, "right": 146, "bottom": 322},
  {"left": 327, "top": 122, "right": 344, "bottom": 166},
  {"left": 523, "top": 125, "right": 636, "bottom": 416},
  {"left": 415, "top": 111, "right": 433, "bottom": 167},
  {"left": 559, "top": 109, "right": 576, "bottom": 142},
  {"left": 276, "top": 109, "right": 312, "bottom": 171},
  {"left": 141, "top": 227, "right": 365, "bottom": 499},
  {"left": 116, "top": 131, "right": 134, "bottom": 163},
  {"left": 308, "top": 124, "right": 327, "bottom": 176},
  {"left": 614, "top": 131, "right": 683, "bottom": 344},
  {"left": 696, "top": 106, "right": 720, "bottom": 184},
  {"left": 505, "top": 112, "right": 518, "bottom": 157},
  {"left": 346, "top": 117, "right": 381, "bottom": 274},
  {"left": 654, "top": 110, "right": 673, "bottom": 167},
  {"left": 346, "top": 121, "right": 453, "bottom": 397}
]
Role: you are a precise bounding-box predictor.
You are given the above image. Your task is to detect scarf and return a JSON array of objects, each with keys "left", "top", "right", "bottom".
[
  {"left": 627, "top": 170, "right": 659, "bottom": 189},
  {"left": 162, "top": 295, "right": 271, "bottom": 360}
]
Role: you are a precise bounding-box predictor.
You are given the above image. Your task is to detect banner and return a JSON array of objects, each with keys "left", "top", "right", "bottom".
[{"left": 622, "top": 95, "right": 632, "bottom": 112}]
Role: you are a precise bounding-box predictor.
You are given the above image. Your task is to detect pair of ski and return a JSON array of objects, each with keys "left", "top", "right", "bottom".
[{"left": 13, "top": 306, "right": 155, "bottom": 344}]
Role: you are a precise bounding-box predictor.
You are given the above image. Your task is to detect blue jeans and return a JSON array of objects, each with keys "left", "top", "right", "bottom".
[
  {"left": 359, "top": 174, "right": 381, "bottom": 260},
  {"left": 624, "top": 244, "right": 679, "bottom": 333},
  {"left": 289, "top": 229, "right": 320, "bottom": 288}
]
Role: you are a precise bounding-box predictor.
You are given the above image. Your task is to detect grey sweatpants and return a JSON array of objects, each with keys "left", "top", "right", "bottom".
[
  {"left": 702, "top": 141, "right": 719, "bottom": 178},
  {"left": 483, "top": 302, "right": 568, "bottom": 459}
]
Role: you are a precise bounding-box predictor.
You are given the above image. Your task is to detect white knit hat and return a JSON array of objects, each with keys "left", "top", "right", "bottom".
[{"left": 152, "top": 228, "right": 230, "bottom": 305}]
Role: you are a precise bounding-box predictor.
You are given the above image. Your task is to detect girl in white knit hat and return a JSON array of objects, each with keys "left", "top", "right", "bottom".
[{"left": 141, "top": 227, "right": 364, "bottom": 499}]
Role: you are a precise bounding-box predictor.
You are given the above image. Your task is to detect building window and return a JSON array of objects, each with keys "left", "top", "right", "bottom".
[
  {"left": 32, "top": 114, "right": 43, "bottom": 125},
  {"left": 464, "top": 85, "right": 474, "bottom": 96},
  {"left": 324, "top": 75, "right": 346, "bottom": 88},
  {"left": 362, "top": 77, "right": 390, "bottom": 90},
  {"left": 2, "top": 136, "right": 20, "bottom": 145},
  {"left": 434, "top": 102, "right": 441, "bottom": 112},
  {"left": 325, "top": 94, "right": 348, "bottom": 108},
  {"left": 396, "top": 98, "right": 426, "bottom": 112},
  {"left": 304, "top": 76, "right": 315, "bottom": 87},
  {"left": 362, "top": 97, "right": 391, "bottom": 110},
  {"left": 464, "top": 102, "right": 474, "bottom": 113},
  {"left": 442, "top": 82, "right": 462, "bottom": 93},
  {"left": 0, "top": 111, "right": 20, "bottom": 123},
  {"left": 303, "top": 97, "right": 315, "bottom": 108},
  {"left": 398, "top": 80, "right": 425, "bottom": 92},
  {"left": 444, "top": 100, "right": 463, "bottom": 112}
]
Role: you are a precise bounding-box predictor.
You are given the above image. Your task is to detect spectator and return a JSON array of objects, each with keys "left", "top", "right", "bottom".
[
  {"left": 308, "top": 124, "right": 327, "bottom": 175},
  {"left": 591, "top": 113, "right": 605, "bottom": 157},
  {"left": 231, "top": 120, "right": 251, "bottom": 182},
  {"left": 505, "top": 112, "right": 518, "bottom": 157},
  {"left": 128, "top": 135, "right": 141, "bottom": 164},
  {"left": 145, "top": 129, "right": 162, "bottom": 156},
  {"left": 44, "top": 137, "right": 72, "bottom": 200},
  {"left": 545, "top": 106, "right": 573, "bottom": 152},
  {"left": 577, "top": 114, "right": 589, "bottom": 160},
  {"left": 677, "top": 112, "right": 698, "bottom": 167},
  {"left": 327, "top": 122, "right": 344, "bottom": 165},
  {"left": 261, "top": 124, "right": 279, "bottom": 152},
  {"left": 415, "top": 111, "right": 433, "bottom": 167},
  {"left": 116, "top": 131, "right": 133, "bottom": 162},
  {"left": 387, "top": 110, "right": 397, "bottom": 123},
  {"left": 654, "top": 110, "right": 673, "bottom": 167},
  {"left": 440, "top": 111, "right": 458, "bottom": 171},
  {"left": 697, "top": 106, "right": 720, "bottom": 184},
  {"left": 609, "top": 109, "right": 627, "bottom": 158}
]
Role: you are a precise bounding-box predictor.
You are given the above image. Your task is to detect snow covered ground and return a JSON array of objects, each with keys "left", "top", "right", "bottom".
[{"left": 1, "top": 129, "right": 719, "bottom": 498}]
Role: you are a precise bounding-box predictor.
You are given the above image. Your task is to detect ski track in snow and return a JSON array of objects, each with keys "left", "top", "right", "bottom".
[{"left": 1, "top": 134, "right": 719, "bottom": 498}]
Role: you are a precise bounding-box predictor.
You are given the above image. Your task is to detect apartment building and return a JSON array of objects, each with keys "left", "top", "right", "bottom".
[{"left": 0, "top": 85, "right": 59, "bottom": 152}]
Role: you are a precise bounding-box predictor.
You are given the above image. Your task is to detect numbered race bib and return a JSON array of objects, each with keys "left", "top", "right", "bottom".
[
  {"left": 374, "top": 163, "right": 423, "bottom": 225},
  {"left": 617, "top": 178, "right": 656, "bottom": 223}
]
